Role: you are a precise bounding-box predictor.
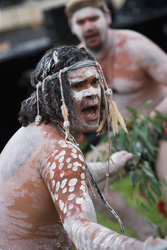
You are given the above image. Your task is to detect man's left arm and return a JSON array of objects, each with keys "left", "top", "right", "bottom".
[{"left": 141, "top": 39, "right": 167, "bottom": 116}]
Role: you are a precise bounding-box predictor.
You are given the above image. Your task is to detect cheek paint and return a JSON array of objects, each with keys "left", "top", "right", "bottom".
[{"left": 72, "top": 86, "right": 101, "bottom": 101}]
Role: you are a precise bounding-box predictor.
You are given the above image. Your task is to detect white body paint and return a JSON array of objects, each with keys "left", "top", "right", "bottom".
[
  {"left": 71, "top": 7, "right": 108, "bottom": 47},
  {"left": 72, "top": 86, "right": 101, "bottom": 101},
  {"left": 69, "top": 66, "right": 101, "bottom": 101}
]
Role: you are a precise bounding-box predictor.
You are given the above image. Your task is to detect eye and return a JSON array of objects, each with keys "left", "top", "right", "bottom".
[
  {"left": 77, "top": 20, "right": 85, "bottom": 25},
  {"left": 72, "top": 84, "right": 80, "bottom": 90},
  {"left": 90, "top": 16, "right": 99, "bottom": 22},
  {"left": 92, "top": 78, "right": 99, "bottom": 86}
]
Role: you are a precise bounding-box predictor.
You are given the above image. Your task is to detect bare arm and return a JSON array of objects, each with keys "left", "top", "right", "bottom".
[
  {"left": 137, "top": 34, "right": 167, "bottom": 116},
  {"left": 86, "top": 150, "right": 133, "bottom": 183},
  {"left": 139, "top": 36, "right": 167, "bottom": 86},
  {"left": 39, "top": 139, "right": 167, "bottom": 250}
]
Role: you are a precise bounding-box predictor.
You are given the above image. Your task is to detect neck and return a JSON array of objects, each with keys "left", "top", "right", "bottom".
[
  {"left": 55, "top": 120, "right": 80, "bottom": 146},
  {"left": 69, "top": 128, "right": 82, "bottom": 145},
  {"left": 85, "top": 30, "right": 113, "bottom": 60}
]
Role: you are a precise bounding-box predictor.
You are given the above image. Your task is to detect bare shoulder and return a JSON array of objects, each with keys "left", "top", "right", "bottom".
[
  {"left": 113, "top": 29, "right": 149, "bottom": 41},
  {"left": 77, "top": 42, "right": 85, "bottom": 49},
  {"left": 111, "top": 29, "right": 166, "bottom": 59}
]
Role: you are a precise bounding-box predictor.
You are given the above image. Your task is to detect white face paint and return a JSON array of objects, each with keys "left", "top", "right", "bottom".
[
  {"left": 68, "top": 66, "right": 101, "bottom": 135},
  {"left": 69, "top": 67, "right": 101, "bottom": 101},
  {"left": 72, "top": 86, "right": 101, "bottom": 101},
  {"left": 71, "top": 7, "right": 109, "bottom": 51}
]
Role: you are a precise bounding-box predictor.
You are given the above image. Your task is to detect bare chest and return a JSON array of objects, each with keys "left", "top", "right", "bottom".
[{"left": 99, "top": 51, "right": 147, "bottom": 94}]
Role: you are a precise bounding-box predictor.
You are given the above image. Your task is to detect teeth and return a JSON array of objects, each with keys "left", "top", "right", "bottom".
[{"left": 87, "top": 113, "right": 95, "bottom": 117}]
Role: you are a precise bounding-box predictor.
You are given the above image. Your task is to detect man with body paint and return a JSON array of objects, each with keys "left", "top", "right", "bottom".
[
  {"left": 65, "top": 0, "right": 167, "bottom": 240},
  {"left": 1, "top": 45, "right": 166, "bottom": 249}
]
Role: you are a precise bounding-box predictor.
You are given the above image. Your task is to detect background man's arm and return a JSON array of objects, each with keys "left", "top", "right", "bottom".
[{"left": 140, "top": 36, "right": 167, "bottom": 116}]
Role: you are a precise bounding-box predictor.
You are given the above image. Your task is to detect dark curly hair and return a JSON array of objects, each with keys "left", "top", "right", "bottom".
[{"left": 19, "top": 45, "right": 105, "bottom": 127}]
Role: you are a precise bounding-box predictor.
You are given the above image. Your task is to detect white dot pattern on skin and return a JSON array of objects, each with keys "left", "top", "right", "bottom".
[
  {"left": 68, "top": 194, "right": 75, "bottom": 201},
  {"left": 55, "top": 154, "right": 60, "bottom": 160},
  {"left": 81, "top": 180, "right": 86, "bottom": 185},
  {"left": 60, "top": 171, "right": 64, "bottom": 177},
  {"left": 71, "top": 153, "right": 77, "bottom": 158},
  {"left": 69, "top": 186, "right": 75, "bottom": 192},
  {"left": 55, "top": 194, "right": 58, "bottom": 201},
  {"left": 78, "top": 154, "right": 84, "bottom": 162},
  {"left": 52, "top": 180, "right": 55, "bottom": 189},
  {"left": 72, "top": 165, "right": 78, "bottom": 171},
  {"left": 76, "top": 197, "right": 83, "bottom": 205},
  {"left": 46, "top": 161, "right": 51, "bottom": 168},
  {"left": 72, "top": 148, "right": 77, "bottom": 153},
  {"left": 58, "top": 140, "right": 68, "bottom": 147},
  {"left": 66, "top": 158, "right": 71, "bottom": 163},
  {"left": 62, "top": 187, "right": 67, "bottom": 193},
  {"left": 73, "top": 162, "right": 82, "bottom": 167},
  {"left": 59, "top": 163, "right": 64, "bottom": 170},
  {"left": 81, "top": 173, "right": 85, "bottom": 179},
  {"left": 61, "top": 179, "right": 67, "bottom": 189},
  {"left": 80, "top": 185, "right": 86, "bottom": 192},
  {"left": 68, "top": 178, "right": 78, "bottom": 186},
  {"left": 50, "top": 170, "right": 54, "bottom": 179},
  {"left": 50, "top": 162, "right": 56, "bottom": 171},
  {"left": 69, "top": 204, "right": 74, "bottom": 210},
  {"left": 59, "top": 150, "right": 66, "bottom": 156},
  {"left": 59, "top": 200, "right": 64, "bottom": 211},
  {"left": 43, "top": 140, "right": 88, "bottom": 225},
  {"left": 63, "top": 206, "right": 67, "bottom": 214},
  {"left": 59, "top": 156, "right": 64, "bottom": 163},
  {"left": 51, "top": 150, "right": 58, "bottom": 157},
  {"left": 56, "top": 181, "right": 60, "bottom": 192},
  {"left": 67, "top": 163, "right": 72, "bottom": 169}
]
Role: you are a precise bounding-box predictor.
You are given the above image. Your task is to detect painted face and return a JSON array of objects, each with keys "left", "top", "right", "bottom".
[
  {"left": 68, "top": 66, "right": 101, "bottom": 135},
  {"left": 71, "top": 7, "right": 110, "bottom": 51}
]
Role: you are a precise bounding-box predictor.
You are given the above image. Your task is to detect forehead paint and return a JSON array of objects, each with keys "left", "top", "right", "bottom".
[
  {"left": 69, "top": 67, "right": 99, "bottom": 84},
  {"left": 71, "top": 7, "right": 106, "bottom": 36},
  {"left": 68, "top": 66, "right": 101, "bottom": 100},
  {"left": 72, "top": 86, "right": 101, "bottom": 101},
  {"left": 71, "top": 7, "right": 108, "bottom": 52}
]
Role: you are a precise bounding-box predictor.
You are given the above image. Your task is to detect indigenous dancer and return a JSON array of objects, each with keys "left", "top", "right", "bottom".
[{"left": 0, "top": 46, "right": 166, "bottom": 250}]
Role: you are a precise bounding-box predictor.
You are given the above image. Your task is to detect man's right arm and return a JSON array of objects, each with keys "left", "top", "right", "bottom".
[{"left": 39, "top": 140, "right": 167, "bottom": 250}]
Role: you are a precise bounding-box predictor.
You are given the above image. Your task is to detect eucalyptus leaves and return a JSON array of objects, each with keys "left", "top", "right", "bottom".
[{"left": 110, "top": 100, "right": 167, "bottom": 206}]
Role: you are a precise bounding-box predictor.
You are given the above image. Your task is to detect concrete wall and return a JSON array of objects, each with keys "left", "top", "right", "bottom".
[{"left": 0, "top": 0, "right": 68, "bottom": 32}]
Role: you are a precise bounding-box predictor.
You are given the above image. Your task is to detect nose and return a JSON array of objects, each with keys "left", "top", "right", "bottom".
[
  {"left": 83, "top": 20, "right": 94, "bottom": 32},
  {"left": 83, "top": 86, "right": 101, "bottom": 98}
]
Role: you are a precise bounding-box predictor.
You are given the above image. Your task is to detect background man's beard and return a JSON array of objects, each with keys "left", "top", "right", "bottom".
[{"left": 86, "top": 40, "right": 104, "bottom": 52}]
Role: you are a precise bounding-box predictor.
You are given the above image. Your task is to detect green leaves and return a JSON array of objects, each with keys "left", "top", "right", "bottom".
[{"left": 110, "top": 102, "right": 166, "bottom": 206}]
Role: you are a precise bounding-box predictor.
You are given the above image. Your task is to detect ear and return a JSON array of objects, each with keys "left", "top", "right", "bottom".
[
  {"left": 68, "top": 20, "right": 76, "bottom": 35},
  {"left": 105, "top": 11, "right": 112, "bottom": 26}
]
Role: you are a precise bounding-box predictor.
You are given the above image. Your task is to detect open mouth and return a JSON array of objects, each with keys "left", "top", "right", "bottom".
[
  {"left": 82, "top": 105, "right": 98, "bottom": 119},
  {"left": 85, "top": 33, "right": 99, "bottom": 42}
]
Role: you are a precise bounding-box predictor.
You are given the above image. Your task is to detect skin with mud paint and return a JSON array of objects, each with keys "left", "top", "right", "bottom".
[
  {"left": 0, "top": 121, "right": 165, "bottom": 250},
  {"left": 1, "top": 64, "right": 143, "bottom": 250}
]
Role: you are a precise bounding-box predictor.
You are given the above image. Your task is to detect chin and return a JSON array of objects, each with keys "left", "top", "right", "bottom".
[
  {"left": 82, "top": 122, "right": 99, "bottom": 133},
  {"left": 87, "top": 42, "right": 103, "bottom": 52}
]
